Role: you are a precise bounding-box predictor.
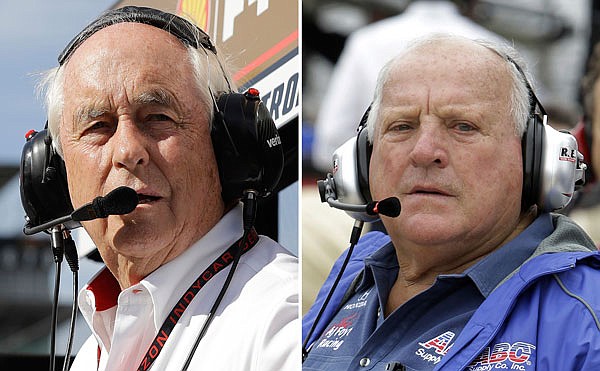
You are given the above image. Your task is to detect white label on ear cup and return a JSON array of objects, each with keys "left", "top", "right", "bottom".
[
  {"left": 332, "top": 158, "right": 339, "bottom": 175},
  {"left": 266, "top": 135, "right": 282, "bottom": 148},
  {"left": 559, "top": 147, "right": 577, "bottom": 162}
]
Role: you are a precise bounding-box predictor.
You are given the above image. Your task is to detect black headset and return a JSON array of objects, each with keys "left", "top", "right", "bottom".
[
  {"left": 328, "top": 56, "right": 586, "bottom": 215},
  {"left": 19, "top": 6, "right": 284, "bottom": 231}
]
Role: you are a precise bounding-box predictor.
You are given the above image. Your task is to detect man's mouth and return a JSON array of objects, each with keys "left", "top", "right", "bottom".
[
  {"left": 408, "top": 187, "right": 451, "bottom": 196},
  {"left": 137, "top": 193, "right": 161, "bottom": 204},
  {"left": 413, "top": 190, "right": 443, "bottom": 195}
]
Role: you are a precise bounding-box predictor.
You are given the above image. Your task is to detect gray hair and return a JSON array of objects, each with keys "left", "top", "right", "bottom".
[
  {"left": 38, "top": 31, "right": 235, "bottom": 157},
  {"left": 366, "top": 34, "right": 534, "bottom": 142}
]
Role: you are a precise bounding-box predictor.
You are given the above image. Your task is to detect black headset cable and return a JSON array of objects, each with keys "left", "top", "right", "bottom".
[
  {"left": 48, "top": 226, "right": 65, "bottom": 371},
  {"left": 302, "top": 219, "right": 364, "bottom": 361},
  {"left": 181, "top": 191, "right": 259, "bottom": 370},
  {"left": 62, "top": 231, "right": 79, "bottom": 371}
]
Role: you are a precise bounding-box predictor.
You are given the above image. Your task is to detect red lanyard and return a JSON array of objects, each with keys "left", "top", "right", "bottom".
[{"left": 134, "top": 228, "right": 259, "bottom": 371}]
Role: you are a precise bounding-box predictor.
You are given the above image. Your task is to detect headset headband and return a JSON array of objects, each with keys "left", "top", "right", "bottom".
[
  {"left": 505, "top": 56, "right": 546, "bottom": 118},
  {"left": 58, "top": 6, "right": 216, "bottom": 66}
]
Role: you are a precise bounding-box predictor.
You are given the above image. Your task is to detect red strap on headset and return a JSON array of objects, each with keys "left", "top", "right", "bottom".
[{"left": 572, "top": 121, "right": 591, "bottom": 167}]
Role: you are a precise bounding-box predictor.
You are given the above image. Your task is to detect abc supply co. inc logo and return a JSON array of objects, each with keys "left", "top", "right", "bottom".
[
  {"left": 467, "top": 341, "right": 536, "bottom": 371},
  {"left": 417, "top": 331, "right": 456, "bottom": 365},
  {"left": 417, "top": 332, "right": 536, "bottom": 370}
]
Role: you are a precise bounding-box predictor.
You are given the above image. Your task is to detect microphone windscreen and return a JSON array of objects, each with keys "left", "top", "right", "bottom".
[
  {"left": 71, "top": 186, "right": 139, "bottom": 222},
  {"left": 367, "top": 197, "right": 401, "bottom": 217},
  {"left": 97, "top": 186, "right": 139, "bottom": 216},
  {"left": 378, "top": 197, "right": 401, "bottom": 217}
]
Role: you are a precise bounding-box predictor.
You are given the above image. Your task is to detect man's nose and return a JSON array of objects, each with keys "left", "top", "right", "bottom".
[
  {"left": 111, "top": 120, "right": 150, "bottom": 170},
  {"left": 408, "top": 125, "right": 449, "bottom": 168}
]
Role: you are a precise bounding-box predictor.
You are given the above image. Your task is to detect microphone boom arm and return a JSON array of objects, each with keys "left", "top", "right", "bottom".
[
  {"left": 23, "top": 186, "right": 139, "bottom": 235},
  {"left": 24, "top": 214, "right": 73, "bottom": 235},
  {"left": 317, "top": 173, "right": 400, "bottom": 220}
]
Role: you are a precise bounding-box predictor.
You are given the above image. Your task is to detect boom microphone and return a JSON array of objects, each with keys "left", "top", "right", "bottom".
[
  {"left": 366, "top": 197, "right": 401, "bottom": 217},
  {"left": 71, "top": 186, "right": 139, "bottom": 221},
  {"left": 326, "top": 196, "right": 401, "bottom": 218},
  {"left": 24, "top": 186, "right": 139, "bottom": 235}
]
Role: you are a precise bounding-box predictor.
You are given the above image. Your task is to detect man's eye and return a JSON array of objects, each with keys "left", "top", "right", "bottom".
[
  {"left": 456, "top": 123, "right": 475, "bottom": 132},
  {"left": 390, "top": 123, "right": 413, "bottom": 131},
  {"left": 147, "top": 114, "right": 172, "bottom": 122},
  {"left": 80, "top": 121, "right": 113, "bottom": 141},
  {"left": 88, "top": 121, "right": 110, "bottom": 131}
]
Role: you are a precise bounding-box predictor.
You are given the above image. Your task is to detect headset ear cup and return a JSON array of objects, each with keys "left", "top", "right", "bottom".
[
  {"left": 521, "top": 115, "right": 544, "bottom": 210},
  {"left": 19, "top": 129, "right": 73, "bottom": 228},
  {"left": 211, "top": 91, "right": 284, "bottom": 202}
]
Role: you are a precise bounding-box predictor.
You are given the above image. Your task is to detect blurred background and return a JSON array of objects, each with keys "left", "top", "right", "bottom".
[
  {"left": 0, "top": 0, "right": 298, "bottom": 367},
  {"left": 302, "top": 0, "right": 600, "bottom": 314},
  {"left": 0, "top": 1, "right": 115, "bottom": 365}
]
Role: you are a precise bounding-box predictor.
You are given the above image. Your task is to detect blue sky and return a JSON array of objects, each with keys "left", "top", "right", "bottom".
[{"left": 0, "top": 0, "right": 115, "bottom": 166}]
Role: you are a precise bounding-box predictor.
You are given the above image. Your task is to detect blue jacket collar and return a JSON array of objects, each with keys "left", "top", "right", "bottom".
[{"left": 434, "top": 213, "right": 599, "bottom": 370}]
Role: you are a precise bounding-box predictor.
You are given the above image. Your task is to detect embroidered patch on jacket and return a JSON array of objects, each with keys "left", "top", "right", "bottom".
[
  {"left": 416, "top": 331, "right": 456, "bottom": 365},
  {"left": 315, "top": 288, "right": 372, "bottom": 352},
  {"left": 315, "top": 312, "right": 359, "bottom": 351},
  {"left": 467, "top": 341, "right": 536, "bottom": 371}
]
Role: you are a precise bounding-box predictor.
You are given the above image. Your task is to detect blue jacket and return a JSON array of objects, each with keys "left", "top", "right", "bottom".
[{"left": 303, "top": 214, "right": 600, "bottom": 370}]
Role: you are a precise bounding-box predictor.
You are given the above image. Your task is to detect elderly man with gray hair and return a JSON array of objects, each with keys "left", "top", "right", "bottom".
[
  {"left": 25, "top": 6, "right": 298, "bottom": 370},
  {"left": 303, "top": 34, "right": 598, "bottom": 370}
]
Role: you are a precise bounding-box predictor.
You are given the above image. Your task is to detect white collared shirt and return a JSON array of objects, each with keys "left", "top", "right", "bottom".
[{"left": 70, "top": 204, "right": 299, "bottom": 370}]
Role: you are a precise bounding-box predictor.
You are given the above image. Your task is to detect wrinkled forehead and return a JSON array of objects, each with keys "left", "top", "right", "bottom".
[
  {"left": 381, "top": 39, "right": 512, "bottom": 101},
  {"left": 58, "top": 23, "right": 198, "bottom": 104},
  {"left": 59, "top": 22, "right": 204, "bottom": 121},
  {"left": 391, "top": 37, "right": 507, "bottom": 80}
]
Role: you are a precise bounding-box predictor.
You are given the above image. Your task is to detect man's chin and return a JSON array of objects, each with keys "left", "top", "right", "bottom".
[
  {"left": 387, "top": 213, "right": 462, "bottom": 244},
  {"left": 105, "top": 222, "right": 169, "bottom": 254}
]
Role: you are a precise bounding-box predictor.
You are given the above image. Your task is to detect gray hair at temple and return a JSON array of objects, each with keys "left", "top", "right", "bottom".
[
  {"left": 37, "top": 8, "right": 235, "bottom": 157},
  {"left": 365, "top": 34, "right": 534, "bottom": 142}
]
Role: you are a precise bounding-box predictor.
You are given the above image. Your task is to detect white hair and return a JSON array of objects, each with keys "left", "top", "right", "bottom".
[
  {"left": 366, "top": 34, "right": 534, "bottom": 142},
  {"left": 38, "top": 35, "right": 235, "bottom": 157}
]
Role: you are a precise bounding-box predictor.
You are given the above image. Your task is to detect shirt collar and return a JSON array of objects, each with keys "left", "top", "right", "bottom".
[
  {"left": 356, "top": 241, "right": 396, "bottom": 291},
  {"left": 84, "top": 267, "right": 121, "bottom": 311},
  {"left": 463, "top": 213, "right": 554, "bottom": 297},
  {"left": 358, "top": 213, "right": 554, "bottom": 297}
]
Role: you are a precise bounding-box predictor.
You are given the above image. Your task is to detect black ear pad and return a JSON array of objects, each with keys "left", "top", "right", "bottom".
[
  {"left": 212, "top": 90, "right": 284, "bottom": 202},
  {"left": 19, "top": 129, "right": 74, "bottom": 229},
  {"left": 521, "top": 114, "right": 544, "bottom": 210},
  {"left": 355, "top": 126, "right": 373, "bottom": 203}
]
